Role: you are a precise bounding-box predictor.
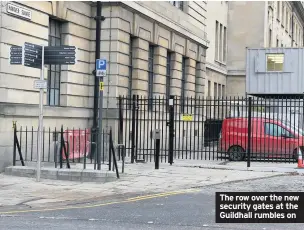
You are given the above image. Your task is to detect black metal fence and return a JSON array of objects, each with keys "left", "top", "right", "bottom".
[
  {"left": 119, "top": 95, "right": 304, "bottom": 165},
  {"left": 12, "top": 95, "right": 304, "bottom": 170},
  {"left": 13, "top": 126, "right": 122, "bottom": 177}
]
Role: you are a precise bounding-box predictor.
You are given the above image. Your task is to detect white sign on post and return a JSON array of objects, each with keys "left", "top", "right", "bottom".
[{"left": 34, "top": 80, "right": 47, "bottom": 89}]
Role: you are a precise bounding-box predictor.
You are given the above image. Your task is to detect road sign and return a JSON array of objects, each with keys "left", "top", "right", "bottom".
[
  {"left": 96, "top": 59, "right": 107, "bottom": 77},
  {"left": 44, "top": 46, "right": 77, "bottom": 65},
  {"left": 22, "top": 42, "right": 42, "bottom": 69},
  {"left": 9, "top": 45, "right": 22, "bottom": 65},
  {"left": 34, "top": 80, "right": 47, "bottom": 89}
]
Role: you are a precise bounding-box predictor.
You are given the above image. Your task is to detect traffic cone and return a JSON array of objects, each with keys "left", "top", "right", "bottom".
[{"left": 298, "top": 148, "right": 304, "bottom": 168}]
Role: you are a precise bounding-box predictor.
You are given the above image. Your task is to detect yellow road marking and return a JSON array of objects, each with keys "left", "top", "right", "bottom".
[
  {"left": 0, "top": 189, "right": 200, "bottom": 215},
  {"left": 127, "top": 189, "right": 200, "bottom": 201}
]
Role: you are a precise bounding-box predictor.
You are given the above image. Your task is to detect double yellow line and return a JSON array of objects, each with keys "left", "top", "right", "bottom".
[{"left": 0, "top": 188, "right": 200, "bottom": 215}]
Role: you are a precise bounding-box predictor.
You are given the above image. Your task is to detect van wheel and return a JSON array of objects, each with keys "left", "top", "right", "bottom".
[{"left": 228, "top": 146, "right": 245, "bottom": 161}]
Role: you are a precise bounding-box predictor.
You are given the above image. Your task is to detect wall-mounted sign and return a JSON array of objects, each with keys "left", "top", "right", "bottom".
[{"left": 7, "top": 3, "right": 32, "bottom": 21}]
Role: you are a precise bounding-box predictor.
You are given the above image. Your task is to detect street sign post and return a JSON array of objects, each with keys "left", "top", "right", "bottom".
[
  {"left": 9, "top": 46, "right": 22, "bottom": 65},
  {"left": 96, "top": 59, "right": 107, "bottom": 167},
  {"left": 9, "top": 42, "right": 77, "bottom": 182}
]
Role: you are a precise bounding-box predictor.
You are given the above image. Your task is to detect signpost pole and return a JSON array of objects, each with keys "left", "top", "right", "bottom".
[
  {"left": 98, "top": 76, "right": 103, "bottom": 170},
  {"left": 37, "top": 45, "right": 44, "bottom": 182}
]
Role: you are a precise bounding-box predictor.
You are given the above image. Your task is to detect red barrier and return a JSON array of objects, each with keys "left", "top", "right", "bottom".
[{"left": 62, "top": 129, "right": 91, "bottom": 160}]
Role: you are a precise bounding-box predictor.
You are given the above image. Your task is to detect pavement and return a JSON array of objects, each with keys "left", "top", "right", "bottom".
[
  {"left": 1, "top": 174, "right": 304, "bottom": 230},
  {"left": 0, "top": 158, "right": 291, "bottom": 210}
]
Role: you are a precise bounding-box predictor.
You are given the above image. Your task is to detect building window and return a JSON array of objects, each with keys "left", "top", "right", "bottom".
[
  {"left": 219, "top": 24, "right": 223, "bottom": 62},
  {"left": 276, "top": 39, "right": 279, "bottom": 47},
  {"left": 214, "top": 83, "right": 218, "bottom": 98},
  {"left": 166, "top": 51, "right": 172, "bottom": 100},
  {"left": 218, "top": 84, "right": 222, "bottom": 98},
  {"left": 222, "top": 85, "right": 225, "bottom": 98},
  {"left": 207, "top": 80, "right": 211, "bottom": 97},
  {"left": 215, "top": 21, "right": 219, "bottom": 60},
  {"left": 282, "top": 3, "right": 285, "bottom": 26},
  {"left": 266, "top": 54, "right": 284, "bottom": 72},
  {"left": 169, "top": 1, "right": 183, "bottom": 10},
  {"left": 47, "top": 18, "right": 62, "bottom": 106},
  {"left": 128, "top": 37, "right": 134, "bottom": 99},
  {"left": 289, "top": 14, "right": 292, "bottom": 33},
  {"left": 269, "top": 28, "right": 272, "bottom": 47},
  {"left": 181, "top": 57, "right": 186, "bottom": 112},
  {"left": 277, "top": 1, "right": 280, "bottom": 20},
  {"left": 285, "top": 10, "right": 289, "bottom": 29},
  {"left": 223, "top": 26, "right": 227, "bottom": 62},
  {"left": 148, "top": 45, "right": 154, "bottom": 109}
]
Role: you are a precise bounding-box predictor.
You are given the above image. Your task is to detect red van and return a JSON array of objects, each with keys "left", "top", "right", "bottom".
[{"left": 218, "top": 117, "right": 304, "bottom": 161}]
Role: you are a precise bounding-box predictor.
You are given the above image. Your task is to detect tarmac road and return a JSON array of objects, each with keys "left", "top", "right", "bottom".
[{"left": 0, "top": 175, "right": 303, "bottom": 230}]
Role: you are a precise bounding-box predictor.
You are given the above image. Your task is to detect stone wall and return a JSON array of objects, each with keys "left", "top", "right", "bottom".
[{"left": 0, "top": 1, "right": 208, "bottom": 171}]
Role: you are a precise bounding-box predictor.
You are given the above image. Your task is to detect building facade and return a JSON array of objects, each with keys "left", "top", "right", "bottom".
[
  {"left": 205, "top": 1, "right": 228, "bottom": 99},
  {"left": 225, "top": 1, "right": 304, "bottom": 97},
  {"left": 0, "top": 1, "right": 208, "bottom": 171}
]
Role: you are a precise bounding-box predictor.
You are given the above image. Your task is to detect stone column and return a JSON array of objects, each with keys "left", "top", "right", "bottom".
[
  {"left": 153, "top": 46, "right": 167, "bottom": 97},
  {"left": 185, "top": 58, "right": 196, "bottom": 99},
  {"left": 170, "top": 53, "right": 183, "bottom": 97},
  {"left": 131, "top": 38, "right": 149, "bottom": 97},
  {"left": 195, "top": 62, "right": 205, "bottom": 98}
]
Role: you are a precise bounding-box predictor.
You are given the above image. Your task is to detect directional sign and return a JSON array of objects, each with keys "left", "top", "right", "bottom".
[
  {"left": 9, "top": 45, "right": 23, "bottom": 65},
  {"left": 96, "top": 59, "right": 107, "bottom": 77},
  {"left": 23, "top": 42, "right": 42, "bottom": 69},
  {"left": 44, "top": 46, "right": 76, "bottom": 65}
]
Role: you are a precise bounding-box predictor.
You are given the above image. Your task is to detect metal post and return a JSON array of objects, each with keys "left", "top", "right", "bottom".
[
  {"left": 13, "top": 126, "right": 17, "bottom": 166},
  {"left": 36, "top": 45, "right": 44, "bottom": 182},
  {"left": 154, "top": 130, "right": 160, "bottom": 170},
  {"left": 131, "top": 94, "right": 136, "bottom": 163},
  {"left": 168, "top": 95, "right": 174, "bottom": 165},
  {"left": 247, "top": 97, "right": 252, "bottom": 168},
  {"left": 92, "top": 1, "right": 105, "bottom": 164}
]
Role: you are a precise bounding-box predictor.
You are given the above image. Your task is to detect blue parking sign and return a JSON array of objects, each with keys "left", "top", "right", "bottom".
[{"left": 96, "top": 59, "right": 107, "bottom": 77}]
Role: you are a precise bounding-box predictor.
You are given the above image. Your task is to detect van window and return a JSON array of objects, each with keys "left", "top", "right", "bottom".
[{"left": 264, "top": 123, "right": 292, "bottom": 137}]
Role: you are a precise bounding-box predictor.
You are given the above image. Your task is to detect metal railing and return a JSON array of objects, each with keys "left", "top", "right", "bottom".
[
  {"left": 12, "top": 125, "right": 122, "bottom": 177},
  {"left": 119, "top": 95, "right": 304, "bottom": 165}
]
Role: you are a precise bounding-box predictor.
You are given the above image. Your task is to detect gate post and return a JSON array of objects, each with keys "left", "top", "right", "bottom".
[
  {"left": 247, "top": 97, "right": 252, "bottom": 168},
  {"left": 168, "top": 95, "right": 175, "bottom": 165},
  {"left": 131, "top": 94, "right": 136, "bottom": 163},
  {"left": 13, "top": 126, "right": 17, "bottom": 166},
  {"left": 118, "top": 96, "right": 123, "bottom": 161}
]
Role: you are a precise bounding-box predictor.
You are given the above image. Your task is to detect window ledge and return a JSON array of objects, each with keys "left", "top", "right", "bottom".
[{"left": 215, "top": 59, "right": 227, "bottom": 66}]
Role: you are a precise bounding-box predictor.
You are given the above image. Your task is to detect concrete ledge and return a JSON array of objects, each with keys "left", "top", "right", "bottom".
[{"left": 4, "top": 166, "right": 118, "bottom": 183}]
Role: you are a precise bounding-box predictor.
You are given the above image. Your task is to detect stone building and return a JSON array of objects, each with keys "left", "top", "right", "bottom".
[
  {"left": 0, "top": 1, "right": 208, "bottom": 170},
  {"left": 225, "top": 1, "right": 304, "bottom": 97},
  {"left": 205, "top": 1, "right": 228, "bottom": 99}
]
